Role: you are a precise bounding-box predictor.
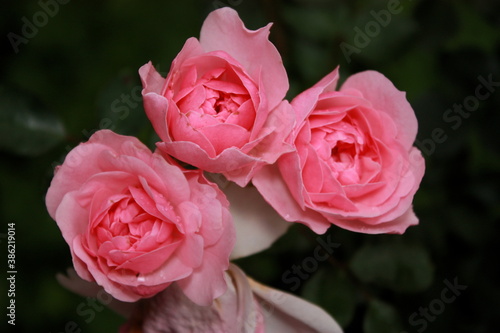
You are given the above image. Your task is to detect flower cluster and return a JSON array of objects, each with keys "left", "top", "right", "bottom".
[{"left": 46, "top": 7, "right": 424, "bottom": 332}]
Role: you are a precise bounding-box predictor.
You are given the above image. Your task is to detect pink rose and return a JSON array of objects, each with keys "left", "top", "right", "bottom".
[
  {"left": 118, "top": 264, "right": 342, "bottom": 333},
  {"left": 139, "top": 7, "right": 293, "bottom": 186},
  {"left": 253, "top": 69, "right": 425, "bottom": 234},
  {"left": 46, "top": 130, "right": 235, "bottom": 305}
]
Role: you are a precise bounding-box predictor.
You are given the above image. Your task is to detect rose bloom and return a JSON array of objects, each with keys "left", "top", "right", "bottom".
[
  {"left": 253, "top": 69, "right": 425, "bottom": 234},
  {"left": 140, "top": 7, "right": 293, "bottom": 186},
  {"left": 117, "top": 264, "right": 342, "bottom": 333},
  {"left": 46, "top": 130, "right": 235, "bottom": 305}
]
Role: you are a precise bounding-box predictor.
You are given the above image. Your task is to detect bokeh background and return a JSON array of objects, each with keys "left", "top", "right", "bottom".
[{"left": 1, "top": 0, "right": 499, "bottom": 332}]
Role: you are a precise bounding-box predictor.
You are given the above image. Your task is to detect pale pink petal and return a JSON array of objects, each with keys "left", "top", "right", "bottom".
[
  {"left": 46, "top": 144, "right": 104, "bottom": 218},
  {"left": 252, "top": 164, "right": 330, "bottom": 234},
  {"left": 54, "top": 192, "right": 89, "bottom": 248},
  {"left": 200, "top": 7, "right": 288, "bottom": 109},
  {"left": 167, "top": 37, "right": 206, "bottom": 82},
  {"left": 340, "top": 70, "right": 418, "bottom": 149},
  {"left": 220, "top": 182, "right": 291, "bottom": 260},
  {"left": 246, "top": 100, "right": 295, "bottom": 162},
  {"left": 220, "top": 264, "right": 261, "bottom": 332},
  {"left": 199, "top": 123, "right": 250, "bottom": 154},
  {"left": 139, "top": 62, "right": 170, "bottom": 142},
  {"left": 116, "top": 241, "right": 182, "bottom": 274},
  {"left": 176, "top": 251, "right": 228, "bottom": 306},
  {"left": 330, "top": 205, "right": 419, "bottom": 234},
  {"left": 291, "top": 67, "right": 340, "bottom": 125},
  {"left": 249, "top": 277, "right": 343, "bottom": 333},
  {"left": 174, "top": 234, "right": 204, "bottom": 269},
  {"left": 46, "top": 130, "right": 155, "bottom": 219},
  {"left": 107, "top": 254, "right": 192, "bottom": 288},
  {"left": 157, "top": 140, "right": 257, "bottom": 173},
  {"left": 72, "top": 235, "right": 148, "bottom": 302}
]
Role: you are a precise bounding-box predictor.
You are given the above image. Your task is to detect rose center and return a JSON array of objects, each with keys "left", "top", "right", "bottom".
[
  {"left": 311, "top": 121, "right": 366, "bottom": 185},
  {"left": 200, "top": 87, "right": 245, "bottom": 122},
  {"left": 91, "top": 190, "right": 180, "bottom": 270},
  {"left": 175, "top": 62, "right": 257, "bottom": 131},
  {"left": 331, "top": 141, "right": 356, "bottom": 164}
]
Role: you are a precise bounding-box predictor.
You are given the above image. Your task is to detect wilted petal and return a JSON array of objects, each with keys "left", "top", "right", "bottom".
[{"left": 249, "top": 277, "right": 343, "bottom": 333}]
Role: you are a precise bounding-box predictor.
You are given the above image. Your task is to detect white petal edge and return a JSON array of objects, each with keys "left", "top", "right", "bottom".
[
  {"left": 213, "top": 180, "right": 291, "bottom": 260},
  {"left": 248, "top": 276, "right": 344, "bottom": 333}
]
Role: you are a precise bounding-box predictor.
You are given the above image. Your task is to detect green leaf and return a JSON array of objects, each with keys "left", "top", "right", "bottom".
[
  {"left": 363, "top": 299, "right": 403, "bottom": 333},
  {"left": 301, "top": 267, "right": 357, "bottom": 328},
  {"left": 349, "top": 242, "right": 434, "bottom": 293},
  {"left": 0, "top": 86, "right": 65, "bottom": 157}
]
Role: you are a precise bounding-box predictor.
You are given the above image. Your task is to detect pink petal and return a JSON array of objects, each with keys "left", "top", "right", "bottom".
[
  {"left": 200, "top": 7, "right": 288, "bottom": 110},
  {"left": 222, "top": 182, "right": 290, "bottom": 260},
  {"left": 291, "top": 67, "right": 340, "bottom": 126},
  {"left": 249, "top": 277, "right": 343, "bottom": 333},
  {"left": 176, "top": 201, "right": 202, "bottom": 234},
  {"left": 246, "top": 100, "right": 295, "bottom": 162},
  {"left": 157, "top": 140, "right": 257, "bottom": 174},
  {"left": 252, "top": 164, "right": 330, "bottom": 234},
  {"left": 331, "top": 205, "right": 419, "bottom": 235},
  {"left": 168, "top": 108, "right": 218, "bottom": 157},
  {"left": 116, "top": 241, "right": 182, "bottom": 274},
  {"left": 340, "top": 70, "right": 418, "bottom": 149},
  {"left": 107, "top": 254, "right": 192, "bottom": 288},
  {"left": 139, "top": 62, "right": 171, "bottom": 142},
  {"left": 72, "top": 235, "right": 143, "bottom": 302},
  {"left": 47, "top": 129, "right": 160, "bottom": 220},
  {"left": 198, "top": 123, "right": 250, "bottom": 154},
  {"left": 174, "top": 234, "right": 204, "bottom": 268},
  {"left": 176, "top": 206, "right": 234, "bottom": 306},
  {"left": 54, "top": 192, "right": 90, "bottom": 249},
  {"left": 186, "top": 175, "right": 225, "bottom": 246},
  {"left": 176, "top": 251, "right": 228, "bottom": 306}
]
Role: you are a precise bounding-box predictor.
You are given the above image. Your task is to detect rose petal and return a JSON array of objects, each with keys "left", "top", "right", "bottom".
[
  {"left": 291, "top": 67, "right": 340, "bottom": 126},
  {"left": 340, "top": 70, "right": 418, "bottom": 149},
  {"left": 249, "top": 277, "right": 343, "bottom": 333},
  {"left": 200, "top": 7, "right": 288, "bottom": 110},
  {"left": 220, "top": 182, "right": 290, "bottom": 260},
  {"left": 176, "top": 251, "right": 228, "bottom": 306},
  {"left": 252, "top": 164, "right": 330, "bottom": 234}
]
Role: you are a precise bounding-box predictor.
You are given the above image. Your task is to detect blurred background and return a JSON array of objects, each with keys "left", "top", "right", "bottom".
[{"left": 1, "top": 0, "right": 499, "bottom": 332}]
